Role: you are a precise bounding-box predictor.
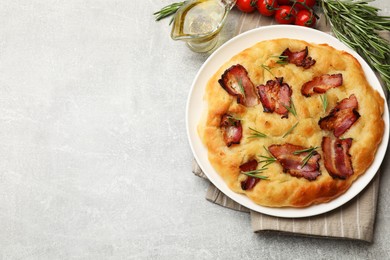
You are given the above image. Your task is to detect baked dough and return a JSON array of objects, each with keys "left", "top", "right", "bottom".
[{"left": 198, "top": 38, "right": 385, "bottom": 207}]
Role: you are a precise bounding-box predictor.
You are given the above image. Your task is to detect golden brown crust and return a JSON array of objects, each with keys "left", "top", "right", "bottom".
[{"left": 198, "top": 38, "right": 385, "bottom": 208}]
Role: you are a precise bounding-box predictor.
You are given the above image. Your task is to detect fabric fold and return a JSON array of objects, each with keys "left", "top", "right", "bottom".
[{"left": 193, "top": 159, "right": 381, "bottom": 242}]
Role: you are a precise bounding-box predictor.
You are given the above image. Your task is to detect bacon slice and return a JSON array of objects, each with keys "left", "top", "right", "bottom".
[
  {"left": 240, "top": 159, "right": 259, "bottom": 190},
  {"left": 281, "top": 47, "right": 316, "bottom": 69},
  {"left": 257, "top": 77, "right": 292, "bottom": 118},
  {"left": 220, "top": 114, "right": 242, "bottom": 147},
  {"left": 218, "top": 64, "right": 259, "bottom": 107},
  {"left": 319, "top": 94, "right": 360, "bottom": 137},
  {"left": 268, "top": 143, "right": 321, "bottom": 181},
  {"left": 322, "top": 137, "right": 354, "bottom": 179},
  {"left": 301, "top": 74, "right": 343, "bottom": 97}
]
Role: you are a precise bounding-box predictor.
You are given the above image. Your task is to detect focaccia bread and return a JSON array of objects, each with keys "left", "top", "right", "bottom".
[{"left": 198, "top": 38, "right": 385, "bottom": 208}]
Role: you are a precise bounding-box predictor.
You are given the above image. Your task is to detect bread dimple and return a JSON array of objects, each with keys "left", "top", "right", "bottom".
[{"left": 199, "top": 38, "right": 385, "bottom": 208}]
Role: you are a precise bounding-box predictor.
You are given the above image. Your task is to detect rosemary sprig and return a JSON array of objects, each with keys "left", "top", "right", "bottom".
[
  {"left": 241, "top": 169, "right": 269, "bottom": 180},
  {"left": 301, "top": 152, "right": 316, "bottom": 167},
  {"left": 293, "top": 146, "right": 319, "bottom": 155},
  {"left": 282, "top": 122, "right": 299, "bottom": 138},
  {"left": 258, "top": 146, "right": 277, "bottom": 168},
  {"left": 293, "top": 146, "right": 319, "bottom": 167},
  {"left": 321, "top": 0, "right": 390, "bottom": 91},
  {"left": 263, "top": 145, "right": 274, "bottom": 157},
  {"left": 283, "top": 101, "right": 298, "bottom": 118},
  {"left": 258, "top": 156, "right": 277, "bottom": 168},
  {"left": 236, "top": 77, "right": 246, "bottom": 97},
  {"left": 271, "top": 55, "right": 289, "bottom": 65},
  {"left": 153, "top": 1, "right": 186, "bottom": 24},
  {"left": 226, "top": 114, "right": 241, "bottom": 124},
  {"left": 248, "top": 127, "right": 267, "bottom": 139},
  {"left": 261, "top": 64, "right": 275, "bottom": 77},
  {"left": 320, "top": 94, "right": 328, "bottom": 112}
]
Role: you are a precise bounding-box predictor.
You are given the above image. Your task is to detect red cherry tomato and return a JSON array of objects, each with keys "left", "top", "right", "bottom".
[
  {"left": 236, "top": 0, "right": 256, "bottom": 13},
  {"left": 294, "top": 0, "right": 316, "bottom": 10},
  {"left": 295, "top": 9, "right": 316, "bottom": 27},
  {"left": 257, "top": 0, "right": 279, "bottom": 17},
  {"left": 275, "top": 5, "right": 297, "bottom": 24},
  {"left": 277, "top": 0, "right": 290, "bottom": 4}
]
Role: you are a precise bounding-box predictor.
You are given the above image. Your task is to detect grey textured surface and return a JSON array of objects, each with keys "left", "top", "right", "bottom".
[{"left": 0, "top": 0, "right": 389, "bottom": 259}]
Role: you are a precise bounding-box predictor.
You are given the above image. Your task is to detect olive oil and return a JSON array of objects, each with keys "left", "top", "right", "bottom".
[
  {"left": 180, "top": 0, "right": 225, "bottom": 35},
  {"left": 171, "top": 0, "right": 236, "bottom": 52}
]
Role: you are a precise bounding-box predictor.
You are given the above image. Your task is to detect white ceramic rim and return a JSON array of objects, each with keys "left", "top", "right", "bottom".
[{"left": 186, "top": 25, "right": 389, "bottom": 218}]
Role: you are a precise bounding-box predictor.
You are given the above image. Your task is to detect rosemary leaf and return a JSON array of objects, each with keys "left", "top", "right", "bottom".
[
  {"left": 258, "top": 156, "right": 276, "bottom": 168},
  {"left": 271, "top": 55, "right": 288, "bottom": 59},
  {"left": 293, "top": 146, "right": 319, "bottom": 155},
  {"left": 241, "top": 170, "right": 269, "bottom": 180},
  {"left": 276, "top": 60, "right": 288, "bottom": 65},
  {"left": 258, "top": 146, "right": 277, "bottom": 168},
  {"left": 248, "top": 127, "right": 267, "bottom": 139},
  {"left": 271, "top": 55, "right": 289, "bottom": 65},
  {"left": 263, "top": 145, "right": 274, "bottom": 158},
  {"left": 282, "top": 122, "right": 299, "bottom": 138},
  {"left": 261, "top": 64, "right": 275, "bottom": 77},
  {"left": 226, "top": 115, "right": 241, "bottom": 125},
  {"left": 283, "top": 101, "right": 298, "bottom": 118},
  {"left": 293, "top": 146, "right": 319, "bottom": 167},
  {"left": 258, "top": 155, "right": 275, "bottom": 161},
  {"left": 153, "top": 1, "right": 186, "bottom": 22},
  {"left": 226, "top": 115, "right": 241, "bottom": 124},
  {"left": 237, "top": 77, "right": 246, "bottom": 98},
  {"left": 300, "top": 150, "right": 317, "bottom": 167},
  {"left": 320, "top": 94, "right": 328, "bottom": 112}
]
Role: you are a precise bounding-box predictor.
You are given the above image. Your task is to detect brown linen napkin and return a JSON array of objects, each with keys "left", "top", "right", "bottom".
[
  {"left": 192, "top": 12, "right": 390, "bottom": 242},
  {"left": 194, "top": 159, "right": 381, "bottom": 241}
]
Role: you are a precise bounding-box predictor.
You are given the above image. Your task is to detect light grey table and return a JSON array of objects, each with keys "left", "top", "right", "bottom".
[{"left": 0, "top": 1, "right": 389, "bottom": 259}]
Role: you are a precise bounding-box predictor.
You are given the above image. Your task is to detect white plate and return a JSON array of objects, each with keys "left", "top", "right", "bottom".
[{"left": 186, "top": 25, "right": 389, "bottom": 218}]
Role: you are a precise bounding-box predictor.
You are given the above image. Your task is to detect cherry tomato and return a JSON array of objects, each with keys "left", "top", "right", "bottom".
[
  {"left": 295, "top": 9, "right": 316, "bottom": 27},
  {"left": 277, "top": 0, "right": 291, "bottom": 4},
  {"left": 275, "top": 5, "right": 297, "bottom": 24},
  {"left": 257, "top": 0, "right": 279, "bottom": 17},
  {"left": 294, "top": 0, "right": 316, "bottom": 10},
  {"left": 236, "top": 0, "right": 256, "bottom": 13}
]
